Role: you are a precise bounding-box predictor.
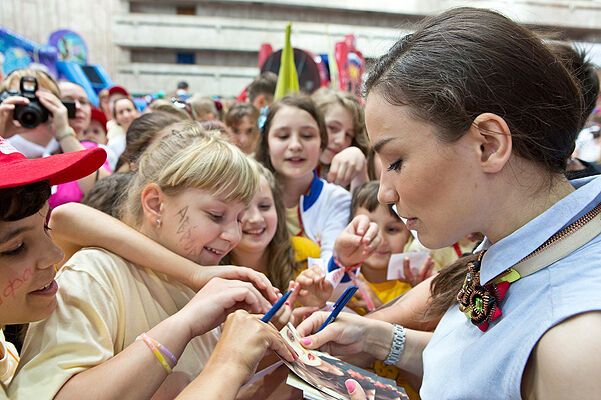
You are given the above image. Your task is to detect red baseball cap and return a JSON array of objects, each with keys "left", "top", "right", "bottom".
[
  {"left": 108, "top": 85, "right": 130, "bottom": 98},
  {"left": 90, "top": 107, "right": 108, "bottom": 131},
  {"left": 0, "top": 137, "right": 107, "bottom": 189}
]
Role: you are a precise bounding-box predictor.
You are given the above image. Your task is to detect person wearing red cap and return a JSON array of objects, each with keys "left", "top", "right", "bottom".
[
  {"left": 81, "top": 107, "right": 108, "bottom": 145},
  {"left": 0, "top": 136, "right": 106, "bottom": 393}
]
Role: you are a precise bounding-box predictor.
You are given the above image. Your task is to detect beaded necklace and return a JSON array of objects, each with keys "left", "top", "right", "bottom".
[{"left": 457, "top": 202, "right": 601, "bottom": 332}]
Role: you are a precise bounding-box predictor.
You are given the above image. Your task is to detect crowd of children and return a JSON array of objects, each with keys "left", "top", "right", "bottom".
[{"left": 1, "top": 6, "right": 600, "bottom": 400}]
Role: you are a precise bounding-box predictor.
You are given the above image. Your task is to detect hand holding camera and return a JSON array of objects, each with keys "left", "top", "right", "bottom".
[
  {"left": 0, "top": 76, "right": 75, "bottom": 136},
  {"left": 0, "top": 95, "right": 29, "bottom": 138}
]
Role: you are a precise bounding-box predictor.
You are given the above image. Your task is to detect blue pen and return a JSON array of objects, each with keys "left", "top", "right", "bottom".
[
  {"left": 317, "top": 285, "right": 358, "bottom": 332},
  {"left": 261, "top": 289, "right": 293, "bottom": 323}
]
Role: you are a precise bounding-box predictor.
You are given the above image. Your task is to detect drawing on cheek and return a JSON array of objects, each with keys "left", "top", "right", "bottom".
[
  {"left": 176, "top": 206, "right": 190, "bottom": 235},
  {"left": 0, "top": 267, "right": 33, "bottom": 305}
]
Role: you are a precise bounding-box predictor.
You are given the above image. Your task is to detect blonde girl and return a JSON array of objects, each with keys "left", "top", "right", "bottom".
[{"left": 12, "top": 124, "right": 276, "bottom": 399}]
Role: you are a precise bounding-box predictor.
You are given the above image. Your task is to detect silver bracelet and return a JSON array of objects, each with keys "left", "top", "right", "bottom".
[{"left": 384, "top": 324, "right": 406, "bottom": 365}]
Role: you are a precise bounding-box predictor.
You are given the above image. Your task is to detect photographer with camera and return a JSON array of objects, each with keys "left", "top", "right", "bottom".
[{"left": 1, "top": 69, "right": 110, "bottom": 202}]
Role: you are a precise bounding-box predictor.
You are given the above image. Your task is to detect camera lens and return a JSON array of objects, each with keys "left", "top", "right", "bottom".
[
  {"left": 20, "top": 111, "right": 38, "bottom": 128},
  {"left": 14, "top": 103, "right": 48, "bottom": 129}
]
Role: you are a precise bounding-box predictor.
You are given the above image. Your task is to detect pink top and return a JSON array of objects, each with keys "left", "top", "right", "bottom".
[{"left": 48, "top": 141, "right": 112, "bottom": 209}]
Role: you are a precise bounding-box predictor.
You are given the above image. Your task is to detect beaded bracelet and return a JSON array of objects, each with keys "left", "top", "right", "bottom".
[{"left": 137, "top": 333, "right": 174, "bottom": 373}]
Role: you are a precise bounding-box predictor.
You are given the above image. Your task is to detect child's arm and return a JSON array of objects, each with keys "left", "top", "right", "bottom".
[{"left": 49, "top": 203, "right": 278, "bottom": 301}]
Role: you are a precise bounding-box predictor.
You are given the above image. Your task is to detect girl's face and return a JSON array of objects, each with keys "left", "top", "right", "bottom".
[
  {"left": 234, "top": 177, "right": 278, "bottom": 255},
  {"left": 158, "top": 188, "right": 246, "bottom": 265},
  {"left": 0, "top": 205, "right": 64, "bottom": 324},
  {"left": 267, "top": 105, "right": 321, "bottom": 181},
  {"left": 320, "top": 103, "right": 354, "bottom": 164},
  {"left": 366, "top": 93, "right": 484, "bottom": 249},
  {"left": 80, "top": 120, "right": 107, "bottom": 145},
  {"left": 355, "top": 205, "right": 411, "bottom": 270},
  {"left": 114, "top": 99, "right": 140, "bottom": 130},
  {"left": 229, "top": 116, "right": 259, "bottom": 155}
]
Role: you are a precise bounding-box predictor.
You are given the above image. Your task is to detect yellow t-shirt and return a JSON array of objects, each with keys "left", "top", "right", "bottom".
[
  {"left": 0, "top": 329, "right": 18, "bottom": 388},
  {"left": 9, "top": 248, "right": 220, "bottom": 399},
  {"left": 286, "top": 205, "right": 304, "bottom": 238},
  {"left": 366, "top": 280, "right": 412, "bottom": 305}
]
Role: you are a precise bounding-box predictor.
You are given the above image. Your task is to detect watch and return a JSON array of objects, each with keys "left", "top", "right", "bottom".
[{"left": 384, "top": 324, "right": 406, "bottom": 365}]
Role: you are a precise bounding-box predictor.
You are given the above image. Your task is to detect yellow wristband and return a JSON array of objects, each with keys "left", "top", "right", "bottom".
[{"left": 137, "top": 333, "right": 172, "bottom": 374}]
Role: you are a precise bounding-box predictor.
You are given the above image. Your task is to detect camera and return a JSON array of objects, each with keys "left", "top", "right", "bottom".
[{"left": 0, "top": 76, "right": 76, "bottom": 129}]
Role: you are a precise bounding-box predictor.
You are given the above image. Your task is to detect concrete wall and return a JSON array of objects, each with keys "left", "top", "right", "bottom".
[{"left": 3, "top": 0, "right": 601, "bottom": 96}]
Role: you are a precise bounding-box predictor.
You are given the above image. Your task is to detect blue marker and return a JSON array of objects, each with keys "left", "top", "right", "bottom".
[
  {"left": 317, "top": 285, "right": 359, "bottom": 332},
  {"left": 261, "top": 289, "right": 293, "bottom": 323}
]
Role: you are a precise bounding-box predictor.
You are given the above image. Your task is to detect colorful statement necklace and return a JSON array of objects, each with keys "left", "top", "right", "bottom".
[{"left": 457, "top": 202, "right": 601, "bottom": 332}]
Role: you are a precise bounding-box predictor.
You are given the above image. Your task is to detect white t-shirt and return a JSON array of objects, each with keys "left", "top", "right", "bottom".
[
  {"left": 6, "top": 135, "right": 59, "bottom": 158},
  {"left": 9, "top": 248, "right": 220, "bottom": 399}
]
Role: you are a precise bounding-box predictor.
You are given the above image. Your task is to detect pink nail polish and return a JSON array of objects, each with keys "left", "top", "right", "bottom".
[
  {"left": 285, "top": 302, "right": 290, "bottom": 306},
  {"left": 345, "top": 379, "right": 356, "bottom": 394},
  {"left": 301, "top": 338, "right": 312, "bottom": 346}
]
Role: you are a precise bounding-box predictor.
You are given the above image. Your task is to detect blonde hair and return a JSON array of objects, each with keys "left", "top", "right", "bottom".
[
  {"left": 122, "top": 121, "right": 259, "bottom": 227},
  {"left": 311, "top": 88, "right": 369, "bottom": 155},
  {"left": 2, "top": 68, "right": 60, "bottom": 97},
  {"left": 188, "top": 94, "right": 218, "bottom": 121}
]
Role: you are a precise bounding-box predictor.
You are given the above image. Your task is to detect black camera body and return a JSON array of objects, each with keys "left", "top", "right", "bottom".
[{"left": 0, "top": 76, "right": 76, "bottom": 129}]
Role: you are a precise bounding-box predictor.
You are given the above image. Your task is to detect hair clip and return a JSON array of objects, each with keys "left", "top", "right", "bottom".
[{"left": 257, "top": 106, "right": 269, "bottom": 134}]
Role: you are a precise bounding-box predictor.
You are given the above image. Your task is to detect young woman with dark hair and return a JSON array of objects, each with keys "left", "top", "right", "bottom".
[{"left": 297, "top": 8, "right": 601, "bottom": 399}]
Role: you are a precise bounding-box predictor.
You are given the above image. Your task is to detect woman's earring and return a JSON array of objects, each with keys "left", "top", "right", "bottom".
[{"left": 156, "top": 218, "right": 162, "bottom": 227}]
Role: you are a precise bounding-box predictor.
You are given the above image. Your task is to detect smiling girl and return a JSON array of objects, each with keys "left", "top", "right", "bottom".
[
  {"left": 255, "top": 95, "right": 378, "bottom": 299},
  {"left": 312, "top": 88, "right": 370, "bottom": 190},
  {"left": 11, "top": 125, "right": 278, "bottom": 399}
]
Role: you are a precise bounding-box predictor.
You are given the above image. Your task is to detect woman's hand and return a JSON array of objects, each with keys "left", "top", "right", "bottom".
[
  {"left": 0, "top": 95, "right": 29, "bottom": 138},
  {"left": 206, "top": 310, "right": 296, "bottom": 382},
  {"left": 345, "top": 379, "right": 368, "bottom": 400},
  {"left": 327, "top": 146, "right": 367, "bottom": 187},
  {"left": 296, "top": 311, "right": 394, "bottom": 366},
  {"left": 295, "top": 266, "right": 333, "bottom": 308},
  {"left": 401, "top": 256, "right": 435, "bottom": 287},
  {"left": 334, "top": 215, "right": 382, "bottom": 267},
  {"left": 36, "top": 90, "right": 70, "bottom": 135},
  {"left": 188, "top": 265, "right": 280, "bottom": 303},
  {"left": 175, "top": 277, "right": 273, "bottom": 339}
]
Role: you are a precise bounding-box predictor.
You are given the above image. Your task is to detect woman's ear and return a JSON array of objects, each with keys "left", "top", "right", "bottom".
[
  {"left": 469, "top": 113, "right": 513, "bottom": 173},
  {"left": 140, "top": 183, "right": 163, "bottom": 227}
]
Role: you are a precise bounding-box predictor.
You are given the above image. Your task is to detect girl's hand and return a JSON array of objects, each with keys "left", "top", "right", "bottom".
[
  {"left": 296, "top": 311, "right": 394, "bottom": 366},
  {"left": 175, "top": 277, "right": 273, "bottom": 338},
  {"left": 402, "top": 256, "right": 435, "bottom": 287},
  {"left": 327, "top": 146, "right": 367, "bottom": 187},
  {"left": 36, "top": 90, "right": 70, "bottom": 134},
  {"left": 0, "top": 95, "right": 29, "bottom": 138},
  {"left": 295, "top": 266, "right": 334, "bottom": 308},
  {"left": 188, "top": 265, "right": 280, "bottom": 303},
  {"left": 206, "top": 310, "right": 296, "bottom": 383},
  {"left": 334, "top": 215, "right": 382, "bottom": 267},
  {"left": 346, "top": 273, "right": 383, "bottom": 313}
]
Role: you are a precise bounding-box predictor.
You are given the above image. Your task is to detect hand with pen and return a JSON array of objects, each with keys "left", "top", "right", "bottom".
[
  {"left": 295, "top": 311, "right": 395, "bottom": 369},
  {"left": 260, "top": 281, "right": 320, "bottom": 330}
]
